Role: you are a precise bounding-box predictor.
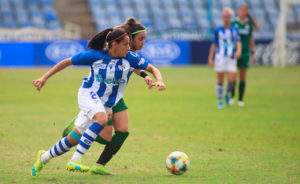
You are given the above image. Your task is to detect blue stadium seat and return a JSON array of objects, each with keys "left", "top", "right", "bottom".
[
  {"left": 47, "top": 20, "right": 61, "bottom": 30},
  {"left": 44, "top": 10, "right": 58, "bottom": 21},
  {"left": 4, "top": 20, "right": 17, "bottom": 28},
  {"left": 191, "top": 0, "right": 205, "bottom": 9},
  {"left": 41, "top": 0, "right": 54, "bottom": 6},
  {"left": 176, "top": 0, "right": 190, "bottom": 8},
  {"left": 86, "top": 0, "right": 300, "bottom": 40},
  {"left": 220, "top": 0, "right": 233, "bottom": 8},
  {"left": 121, "top": 8, "right": 136, "bottom": 18},
  {"left": 161, "top": 0, "right": 175, "bottom": 8},
  {"left": 141, "top": 19, "right": 154, "bottom": 28}
]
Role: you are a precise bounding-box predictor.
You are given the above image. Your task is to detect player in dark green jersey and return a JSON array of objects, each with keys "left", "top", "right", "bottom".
[{"left": 230, "top": 5, "right": 258, "bottom": 106}]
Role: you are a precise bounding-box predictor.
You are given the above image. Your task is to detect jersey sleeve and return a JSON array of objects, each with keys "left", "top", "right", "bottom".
[
  {"left": 213, "top": 28, "right": 219, "bottom": 45},
  {"left": 126, "top": 51, "right": 149, "bottom": 70},
  {"left": 71, "top": 50, "right": 95, "bottom": 66}
]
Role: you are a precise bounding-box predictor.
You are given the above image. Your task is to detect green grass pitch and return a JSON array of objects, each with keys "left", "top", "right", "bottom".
[{"left": 0, "top": 66, "right": 300, "bottom": 184}]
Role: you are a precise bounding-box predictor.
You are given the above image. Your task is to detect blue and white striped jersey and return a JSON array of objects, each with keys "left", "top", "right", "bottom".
[
  {"left": 71, "top": 49, "right": 149, "bottom": 108},
  {"left": 213, "top": 26, "right": 240, "bottom": 58}
]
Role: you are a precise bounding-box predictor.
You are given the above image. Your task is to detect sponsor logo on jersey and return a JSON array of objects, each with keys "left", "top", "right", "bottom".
[
  {"left": 138, "top": 58, "right": 145, "bottom": 66},
  {"left": 95, "top": 63, "right": 107, "bottom": 69},
  {"left": 96, "top": 74, "right": 126, "bottom": 85},
  {"left": 46, "top": 40, "right": 84, "bottom": 63}
]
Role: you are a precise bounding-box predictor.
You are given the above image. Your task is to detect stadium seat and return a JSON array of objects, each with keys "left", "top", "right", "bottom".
[
  {"left": 0, "top": 0, "right": 61, "bottom": 30},
  {"left": 85, "top": 0, "right": 300, "bottom": 40}
]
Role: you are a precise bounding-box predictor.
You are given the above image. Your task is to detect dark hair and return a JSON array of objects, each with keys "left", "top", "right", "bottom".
[
  {"left": 116, "top": 17, "right": 145, "bottom": 39},
  {"left": 87, "top": 28, "right": 127, "bottom": 50}
]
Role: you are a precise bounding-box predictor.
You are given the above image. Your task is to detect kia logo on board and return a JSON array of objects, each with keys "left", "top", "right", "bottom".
[
  {"left": 141, "top": 40, "right": 180, "bottom": 64},
  {"left": 46, "top": 41, "right": 85, "bottom": 63}
]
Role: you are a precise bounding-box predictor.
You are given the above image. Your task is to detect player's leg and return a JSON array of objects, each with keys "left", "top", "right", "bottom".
[
  {"left": 62, "top": 117, "right": 76, "bottom": 138},
  {"left": 67, "top": 89, "right": 110, "bottom": 172},
  {"left": 238, "top": 68, "right": 247, "bottom": 106},
  {"left": 68, "top": 111, "right": 108, "bottom": 170},
  {"left": 225, "top": 57, "right": 237, "bottom": 106},
  {"left": 227, "top": 72, "right": 236, "bottom": 104},
  {"left": 214, "top": 55, "right": 225, "bottom": 109},
  {"left": 64, "top": 113, "right": 112, "bottom": 172},
  {"left": 216, "top": 72, "right": 225, "bottom": 109},
  {"left": 31, "top": 127, "right": 81, "bottom": 177},
  {"left": 91, "top": 103, "right": 129, "bottom": 175},
  {"left": 63, "top": 116, "right": 112, "bottom": 145}
]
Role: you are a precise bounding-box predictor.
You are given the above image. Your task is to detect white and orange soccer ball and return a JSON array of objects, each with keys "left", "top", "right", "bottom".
[{"left": 166, "top": 151, "right": 190, "bottom": 175}]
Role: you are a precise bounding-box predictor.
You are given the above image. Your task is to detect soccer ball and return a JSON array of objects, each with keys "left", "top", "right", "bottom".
[{"left": 166, "top": 151, "right": 190, "bottom": 175}]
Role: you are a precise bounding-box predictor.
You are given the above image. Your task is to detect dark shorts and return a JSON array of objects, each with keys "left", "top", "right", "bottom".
[
  {"left": 237, "top": 53, "right": 250, "bottom": 69},
  {"left": 107, "top": 98, "right": 128, "bottom": 126}
]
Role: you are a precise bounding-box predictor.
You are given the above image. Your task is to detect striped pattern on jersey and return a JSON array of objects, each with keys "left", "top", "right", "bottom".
[
  {"left": 213, "top": 26, "right": 240, "bottom": 58},
  {"left": 71, "top": 50, "right": 149, "bottom": 108}
]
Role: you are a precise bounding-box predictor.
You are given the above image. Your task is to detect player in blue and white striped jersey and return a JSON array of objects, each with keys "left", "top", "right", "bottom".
[
  {"left": 31, "top": 28, "right": 166, "bottom": 177},
  {"left": 208, "top": 7, "right": 241, "bottom": 109}
]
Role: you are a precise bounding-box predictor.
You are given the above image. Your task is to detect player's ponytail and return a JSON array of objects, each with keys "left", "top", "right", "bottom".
[
  {"left": 88, "top": 28, "right": 113, "bottom": 50},
  {"left": 124, "top": 17, "right": 145, "bottom": 39},
  {"left": 88, "top": 28, "right": 127, "bottom": 51}
]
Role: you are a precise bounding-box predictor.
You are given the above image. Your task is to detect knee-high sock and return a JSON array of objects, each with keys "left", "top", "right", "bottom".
[
  {"left": 40, "top": 137, "right": 73, "bottom": 164},
  {"left": 70, "top": 122, "right": 103, "bottom": 162},
  {"left": 95, "top": 135, "right": 110, "bottom": 145},
  {"left": 97, "top": 131, "right": 129, "bottom": 166},
  {"left": 226, "top": 83, "right": 235, "bottom": 96},
  {"left": 239, "top": 81, "right": 246, "bottom": 101},
  {"left": 231, "top": 80, "right": 236, "bottom": 98},
  {"left": 216, "top": 83, "right": 223, "bottom": 103}
]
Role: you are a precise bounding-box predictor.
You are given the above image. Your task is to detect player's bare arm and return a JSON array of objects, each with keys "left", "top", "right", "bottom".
[
  {"left": 208, "top": 44, "right": 216, "bottom": 68},
  {"left": 250, "top": 38, "right": 256, "bottom": 64},
  {"left": 145, "top": 64, "right": 166, "bottom": 91},
  {"left": 32, "top": 58, "right": 72, "bottom": 91},
  {"left": 235, "top": 42, "right": 242, "bottom": 59}
]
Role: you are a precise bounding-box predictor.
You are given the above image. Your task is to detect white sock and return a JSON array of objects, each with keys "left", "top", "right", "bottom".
[
  {"left": 40, "top": 151, "right": 52, "bottom": 164},
  {"left": 40, "top": 137, "right": 73, "bottom": 164}
]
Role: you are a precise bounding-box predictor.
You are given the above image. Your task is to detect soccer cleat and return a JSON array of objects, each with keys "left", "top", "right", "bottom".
[
  {"left": 90, "top": 164, "right": 112, "bottom": 175},
  {"left": 224, "top": 95, "right": 230, "bottom": 106},
  {"left": 31, "top": 150, "right": 46, "bottom": 178},
  {"left": 217, "top": 102, "right": 224, "bottom": 109},
  {"left": 66, "top": 161, "right": 90, "bottom": 172},
  {"left": 229, "top": 98, "right": 235, "bottom": 105},
  {"left": 238, "top": 101, "right": 245, "bottom": 107},
  {"left": 62, "top": 118, "right": 76, "bottom": 137}
]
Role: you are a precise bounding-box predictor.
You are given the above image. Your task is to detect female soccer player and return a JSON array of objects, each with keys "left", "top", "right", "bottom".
[
  {"left": 208, "top": 7, "right": 241, "bottom": 109},
  {"left": 62, "top": 18, "right": 156, "bottom": 175},
  {"left": 31, "top": 27, "right": 166, "bottom": 177},
  {"left": 230, "top": 5, "right": 257, "bottom": 106}
]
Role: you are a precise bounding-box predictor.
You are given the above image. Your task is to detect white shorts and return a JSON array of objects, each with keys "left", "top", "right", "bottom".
[
  {"left": 75, "top": 88, "right": 111, "bottom": 134},
  {"left": 214, "top": 55, "right": 237, "bottom": 73}
]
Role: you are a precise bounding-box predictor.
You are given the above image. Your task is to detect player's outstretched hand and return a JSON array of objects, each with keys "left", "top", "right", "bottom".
[
  {"left": 144, "top": 76, "right": 154, "bottom": 90},
  {"left": 153, "top": 81, "right": 166, "bottom": 91},
  {"left": 32, "top": 77, "right": 47, "bottom": 91}
]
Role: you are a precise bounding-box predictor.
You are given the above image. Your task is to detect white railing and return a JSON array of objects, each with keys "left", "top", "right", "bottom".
[{"left": 0, "top": 22, "right": 81, "bottom": 42}]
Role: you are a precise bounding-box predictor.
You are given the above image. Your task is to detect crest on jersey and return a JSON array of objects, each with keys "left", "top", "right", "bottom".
[{"left": 118, "top": 64, "right": 125, "bottom": 71}]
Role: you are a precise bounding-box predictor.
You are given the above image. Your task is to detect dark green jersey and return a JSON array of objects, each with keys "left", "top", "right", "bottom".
[{"left": 231, "top": 19, "right": 253, "bottom": 53}]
